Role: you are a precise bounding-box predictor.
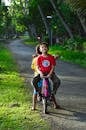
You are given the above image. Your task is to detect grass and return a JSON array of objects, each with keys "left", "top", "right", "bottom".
[
  {"left": 49, "top": 45, "right": 86, "bottom": 68},
  {"left": 20, "top": 36, "right": 38, "bottom": 46},
  {"left": 0, "top": 43, "right": 50, "bottom": 130}
]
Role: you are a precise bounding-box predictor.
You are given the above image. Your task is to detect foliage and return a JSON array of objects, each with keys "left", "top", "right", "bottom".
[
  {"left": 0, "top": 4, "right": 13, "bottom": 38},
  {"left": 83, "top": 42, "right": 86, "bottom": 53},
  {"left": 63, "top": 36, "right": 86, "bottom": 51},
  {"left": 0, "top": 0, "right": 85, "bottom": 42},
  {"left": 9, "top": 0, "right": 27, "bottom": 34},
  {"left": 52, "top": 14, "right": 66, "bottom": 37},
  {"left": 0, "top": 5, "right": 6, "bottom": 37},
  {"left": 65, "top": 0, "right": 86, "bottom": 13}
]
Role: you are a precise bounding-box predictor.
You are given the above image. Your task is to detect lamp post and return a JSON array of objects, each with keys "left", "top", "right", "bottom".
[
  {"left": 1, "top": 0, "right": 11, "bottom": 39},
  {"left": 47, "top": 15, "right": 52, "bottom": 46}
]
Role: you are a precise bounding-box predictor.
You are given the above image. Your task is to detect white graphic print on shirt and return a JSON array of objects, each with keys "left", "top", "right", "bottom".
[{"left": 42, "top": 60, "right": 50, "bottom": 67}]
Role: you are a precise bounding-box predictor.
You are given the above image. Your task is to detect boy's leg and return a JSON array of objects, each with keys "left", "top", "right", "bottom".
[
  {"left": 37, "top": 93, "right": 42, "bottom": 101},
  {"left": 32, "top": 94, "right": 37, "bottom": 110},
  {"left": 51, "top": 94, "right": 61, "bottom": 109},
  {"left": 50, "top": 72, "right": 62, "bottom": 109},
  {"left": 32, "top": 74, "right": 41, "bottom": 92},
  {"left": 50, "top": 72, "right": 61, "bottom": 94},
  {"left": 32, "top": 89, "right": 37, "bottom": 110}
]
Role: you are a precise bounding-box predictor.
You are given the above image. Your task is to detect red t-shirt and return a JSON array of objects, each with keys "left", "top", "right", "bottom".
[{"left": 37, "top": 54, "right": 56, "bottom": 74}]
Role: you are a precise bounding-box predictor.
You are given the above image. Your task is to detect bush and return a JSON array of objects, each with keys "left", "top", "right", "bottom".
[{"left": 63, "top": 36, "right": 86, "bottom": 51}]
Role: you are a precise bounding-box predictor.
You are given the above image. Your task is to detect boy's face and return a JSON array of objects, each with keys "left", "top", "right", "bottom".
[{"left": 40, "top": 44, "right": 48, "bottom": 53}]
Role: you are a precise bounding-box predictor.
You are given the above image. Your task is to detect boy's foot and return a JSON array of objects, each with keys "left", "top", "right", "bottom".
[
  {"left": 43, "top": 110, "right": 49, "bottom": 114},
  {"left": 53, "top": 88, "right": 57, "bottom": 95},
  {"left": 54, "top": 104, "right": 62, "bottom": 109},
  {"left": 37, "top": 94, "right": 42, "bottom": 101}
]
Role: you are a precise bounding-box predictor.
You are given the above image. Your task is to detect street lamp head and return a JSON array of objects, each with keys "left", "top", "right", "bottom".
[
  {"left": 47, "top": 16, "right": 52, "bottom": 19},
  {"left": 2, "top": 0, "right": 11, "bottom": 6}
]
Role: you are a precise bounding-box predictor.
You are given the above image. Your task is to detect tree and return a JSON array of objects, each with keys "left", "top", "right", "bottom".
[
  {"left": 65, "top": 0, "right": 86, "bottom": 34},
  {"left": 49, "top": 0, "right": 73, "bottom": 38}
]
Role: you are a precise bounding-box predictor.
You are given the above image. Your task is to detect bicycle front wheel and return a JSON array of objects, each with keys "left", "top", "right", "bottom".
[{"left": 42, "top": 98, "right": 48, "bottom": 114}]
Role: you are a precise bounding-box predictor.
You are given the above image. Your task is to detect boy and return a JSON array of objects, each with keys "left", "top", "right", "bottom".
[
  {"left": 31, "top": 44, "right": 42, "bottom": 110},
  {"left": 32, "top": 42, "right": 61, "bottom": 109}
]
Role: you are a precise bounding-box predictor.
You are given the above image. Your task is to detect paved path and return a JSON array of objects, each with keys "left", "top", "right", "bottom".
[{"left": 8, "top": 39, "right": 86, "bottom": 130}]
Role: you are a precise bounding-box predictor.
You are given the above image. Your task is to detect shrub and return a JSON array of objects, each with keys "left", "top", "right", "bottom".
[{"left": 63, "top": 36, "right": 86, "bottom": 51}]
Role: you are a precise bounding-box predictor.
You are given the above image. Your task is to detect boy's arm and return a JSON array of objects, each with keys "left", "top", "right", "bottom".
[
  {"left": 47, "top": 65, "right": 55, "bottom": 78},
  {"left": 31, "top": 58, "right": 36, "bottom": 71},
  {"left": 36, "top": 67, "right": 44, "bottom": 77},
  {"left": 36, "top": 65, "right": 55, "bottom": 78}
]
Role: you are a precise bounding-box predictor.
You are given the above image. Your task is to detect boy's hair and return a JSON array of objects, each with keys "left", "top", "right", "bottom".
[
  {"left": 32, "top": 44, "right": 42, "bottom": 58},
  {"left": 40, "top": 42, "right": 49, "bottom": 49},
  {"left": 36, "top": 44, "right": 42, "bottom": 55}
]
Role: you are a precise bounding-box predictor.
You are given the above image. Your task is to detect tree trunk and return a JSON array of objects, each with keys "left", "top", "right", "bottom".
[
  {"left": 77, "top": 11, "right": 86, "bottom": 34},
  {"left": 38, "top": 4, "right": 51, "bottom": 43},
  {"left": 29, "top": 24, "right": 37, "bottom": 38},
  {"left": 49, "top": 0, "right": 73, "bottom": 39}
]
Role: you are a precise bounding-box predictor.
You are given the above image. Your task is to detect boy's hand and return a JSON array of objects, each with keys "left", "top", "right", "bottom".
[
  {"left": 54, "top": 55, "right": 60, "bottom": 59},
  {"left": 47, "top": 74, "right": 51, "bottom": 78},
  {"left": 40, "top": 72, "right": 44, "bottom": 78}
]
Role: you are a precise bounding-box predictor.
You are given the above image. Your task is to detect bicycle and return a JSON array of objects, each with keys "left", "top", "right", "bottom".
[{"left": 40, "top": 77, "right": 54, "bottom": 114}]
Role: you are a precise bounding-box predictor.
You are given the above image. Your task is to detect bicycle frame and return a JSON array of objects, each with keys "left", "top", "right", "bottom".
[
  {"left": 42, "top": 78, "right": 51, "bottom": 97},
  {"left": 41, "top": 77, "right": 52, "bottom": 114}
]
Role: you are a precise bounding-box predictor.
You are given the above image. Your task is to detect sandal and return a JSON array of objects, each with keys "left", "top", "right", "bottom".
[
  {"left": 54, "top": 105, "right": 62, "bottom": 109},
  {"left": 31, "top": 107, "right": 36, "bottom": 110}
]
